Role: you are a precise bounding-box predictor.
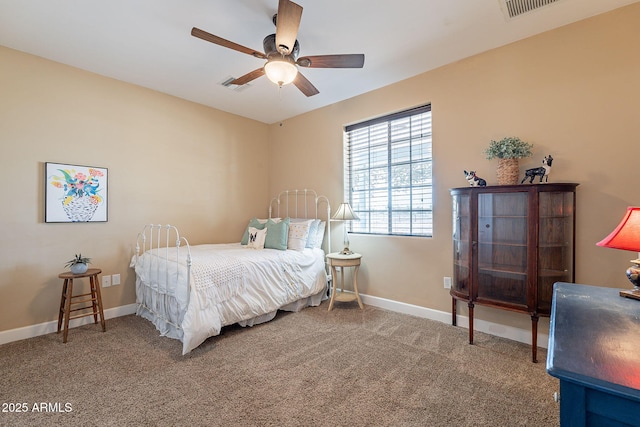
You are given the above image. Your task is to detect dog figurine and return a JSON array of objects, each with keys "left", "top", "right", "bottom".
[
  {"left": 521, "top": 155, "right": 553, "bottom": 184},
  {"left": 464, "top": 170, "right": 487, "bottom": 187}
]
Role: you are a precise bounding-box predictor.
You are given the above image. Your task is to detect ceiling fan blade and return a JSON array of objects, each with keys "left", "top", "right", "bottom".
[
  {"left": 191, "top": 27, "right": 266, "bottom": 59},
  {"left": 297, "top": 54, "right": 365, "bottom": 68},
  {"left": 275, "top": 0, "right": 303, "bottom": 55},
  {"left": 231, "top": 68, "right": 265, "bottom": 85},
  {"left": 293, "top": 72, "right": 319, "bottom": 97}
]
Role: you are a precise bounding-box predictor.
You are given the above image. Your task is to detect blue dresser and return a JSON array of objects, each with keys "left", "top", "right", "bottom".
[{"left": 547, "top": 282, "right": 640, "bottom": 426}]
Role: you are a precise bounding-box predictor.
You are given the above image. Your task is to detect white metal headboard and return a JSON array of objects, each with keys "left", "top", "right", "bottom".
[{"left": 269, "top": 189, "right": 331, "bottom": 255}]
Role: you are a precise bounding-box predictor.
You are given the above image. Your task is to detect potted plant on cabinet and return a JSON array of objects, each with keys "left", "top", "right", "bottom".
[
  {"left": 65, "top": 253, "right": 91, "bottom": 274},
  {"left": 484, "top": 136, "right": 533, "bottom": 185}
]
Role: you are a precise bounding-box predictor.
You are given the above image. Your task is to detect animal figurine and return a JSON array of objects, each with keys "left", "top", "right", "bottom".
[
  {"left": 464, "top": 170, "right": 487, "bottom": 187},
  {"left": 521, "top": 155, "right": 553, "bottom": 184}
]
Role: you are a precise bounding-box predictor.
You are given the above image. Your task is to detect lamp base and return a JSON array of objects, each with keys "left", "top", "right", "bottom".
[
  {"left": 622, "top": 263, "right": 640, "bottom": 300},
  {"left": 620, "top": 288, "right": 640, "bottom": 301},
  {"left": 339, "top": 247, "right": 354, "bottom": 255}
]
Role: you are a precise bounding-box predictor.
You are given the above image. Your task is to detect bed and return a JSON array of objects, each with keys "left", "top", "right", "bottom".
[{"left": 131, "top": 189, "right": 331, "bottom": 354}]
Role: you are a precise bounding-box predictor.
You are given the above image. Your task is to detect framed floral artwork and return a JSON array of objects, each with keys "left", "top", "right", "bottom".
[{"left": 45, "top": 162, "right": 108, "bottom": 223}]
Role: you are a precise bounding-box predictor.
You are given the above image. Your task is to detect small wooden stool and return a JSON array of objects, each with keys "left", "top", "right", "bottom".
[{"left": 57, "top": 268, "right": 106, "bottom": 343}]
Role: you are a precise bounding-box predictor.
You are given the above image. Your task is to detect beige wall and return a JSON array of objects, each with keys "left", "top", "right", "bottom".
[
  {"left": 2, "top": 3, "right": 639, "bottom": 338},
  {"left": 268, "top": 4, "right": 640, "bottom": 332},
  {"left": 0, "top": 47, "right": 269, "bottom": 332}
]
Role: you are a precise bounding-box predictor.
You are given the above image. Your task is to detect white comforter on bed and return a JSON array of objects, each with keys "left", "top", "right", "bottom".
[{"left": 132, "top": 243, "right": 327, "bottom": 354}]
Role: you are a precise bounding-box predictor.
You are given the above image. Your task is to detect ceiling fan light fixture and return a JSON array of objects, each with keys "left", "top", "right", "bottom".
[
  {"left": 264, "top": 57, "right": 298, "bottom": 86},
  {"left": 191, "top": 0, "right": 363, "bottom": 97}
]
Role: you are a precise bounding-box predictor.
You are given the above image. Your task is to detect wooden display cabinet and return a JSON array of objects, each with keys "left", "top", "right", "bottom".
[{"left": 450, "top": 183, "right": 578, "bottom": 362}]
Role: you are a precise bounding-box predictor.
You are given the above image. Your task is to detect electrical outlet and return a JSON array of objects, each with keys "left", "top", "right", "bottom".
[
  {"left": 112, "top": 274, "right": 120, "bottom": 286},
  {"left": 443, "top": 276, "right": 452, "bottom": 289},
  {"left": 102, "top": 275, "right": 111, "bottom": 288}
]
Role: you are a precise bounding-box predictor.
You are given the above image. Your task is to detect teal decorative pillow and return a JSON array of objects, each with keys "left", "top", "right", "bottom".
[
  {"left": 241, "top": 218, "right": 266, "bottom": 245},
  {"left": 264, "top": 217, "right": 290, "bottom": 250}
]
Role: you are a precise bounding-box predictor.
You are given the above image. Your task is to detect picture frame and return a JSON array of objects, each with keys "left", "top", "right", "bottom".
[{"left": 45, "top": 162, "right": 108, "bottom": 223}]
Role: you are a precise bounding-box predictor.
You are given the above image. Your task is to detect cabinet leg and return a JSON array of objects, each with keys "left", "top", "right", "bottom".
[
  {"left": 452, "top": 298, "right": 457, "bottom": 326},
  {"left": 468, "top": 302, "right": 474, "bottom": 345},
  {"left": 531, "top": 314, "right": 539, "bottom": 363}
]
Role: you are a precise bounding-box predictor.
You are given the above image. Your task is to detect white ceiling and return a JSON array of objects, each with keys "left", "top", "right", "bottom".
[{"left": 1, "top": 0, "right": 637, "bottom": 124}]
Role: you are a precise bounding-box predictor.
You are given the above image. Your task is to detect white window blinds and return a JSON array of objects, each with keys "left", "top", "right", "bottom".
[{"left": 344, "top": 105, "right": 433, "bottom": 237}]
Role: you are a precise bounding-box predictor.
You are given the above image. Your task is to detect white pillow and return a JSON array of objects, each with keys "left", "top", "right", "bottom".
[
  {"left": 305, "top": 219, "right": 321, "bottom": 248},
  {"left": 247, "top": 227, "right": 267, "bottom": 249},
  {"left": 290, "top": 218, "right": 321, "bottom": 248},
  {"left": 310, "top": 221, "right": 326, "bottom": 249},
  {"left": 287, "top": 219, "right": 313, "bottom": 251},
  {"left": 256, "top": 218, "right": 281, "bottom": 224}
]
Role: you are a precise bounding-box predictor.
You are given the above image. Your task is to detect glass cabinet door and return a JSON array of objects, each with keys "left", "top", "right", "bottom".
[
  {"left": 537, "top": 191, "right": 575, "bottom": 312},
  {"left": 476, "top": 192, "right": 528, "bottom": 306},
  {"left": 452, "top": 193, "right": 470, "bottom": 298}
]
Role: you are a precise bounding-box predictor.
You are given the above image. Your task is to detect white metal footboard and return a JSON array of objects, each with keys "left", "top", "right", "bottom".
[{"left": 134, "top": 224, "right": 192, "bottom": 332}]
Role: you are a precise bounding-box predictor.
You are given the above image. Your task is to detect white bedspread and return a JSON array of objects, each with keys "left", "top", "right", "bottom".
[{"left": 132, "top": 243, "right": 327, "bottom": 354}]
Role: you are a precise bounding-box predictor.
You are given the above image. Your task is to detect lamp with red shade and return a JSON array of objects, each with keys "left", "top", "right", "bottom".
[{"left": 597, "top": 206, "right": 640, "bottom": 300}]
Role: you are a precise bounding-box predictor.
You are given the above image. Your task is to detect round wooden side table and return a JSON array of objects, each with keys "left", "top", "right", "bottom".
[{"left": 326, "top": 252, "right": 363, "bottom": 311}]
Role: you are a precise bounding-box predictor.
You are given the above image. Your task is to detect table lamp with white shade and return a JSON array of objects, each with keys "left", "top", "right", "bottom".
[{"left": 332, "top": 202, "right": 359, "bottom": 255}]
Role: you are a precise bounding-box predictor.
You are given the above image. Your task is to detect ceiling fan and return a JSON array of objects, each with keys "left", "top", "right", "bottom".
[{"left": 191, "top": 0, "right": 365, "bottom": 97}]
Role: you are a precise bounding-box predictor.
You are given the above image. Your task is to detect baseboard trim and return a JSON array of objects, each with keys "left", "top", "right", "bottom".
[
  {"left": 2, "top": 296, "right": 549, "bottom": 350},
  {"left": 0, "top": 304, "right": 137, "bottom": 346},
  {"left": 360, "top": 294, "right": 549, "bottom": 349}
]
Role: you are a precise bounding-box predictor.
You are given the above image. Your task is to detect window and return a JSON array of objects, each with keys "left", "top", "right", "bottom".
[{"left": 344, "top": 104, "right": 432, "bottom": 237}]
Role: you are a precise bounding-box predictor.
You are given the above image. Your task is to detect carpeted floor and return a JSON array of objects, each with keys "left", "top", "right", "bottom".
[{"left": 0, "top": 301, "right": 559, "bottom": 426}]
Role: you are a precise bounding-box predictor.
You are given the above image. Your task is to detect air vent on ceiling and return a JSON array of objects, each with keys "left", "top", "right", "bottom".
[
  {"left": 219, "top": 76, "right": 251, "bottom": 92},
  {"left": 501, "top": 0, "right": 562, "bottom": 20}
]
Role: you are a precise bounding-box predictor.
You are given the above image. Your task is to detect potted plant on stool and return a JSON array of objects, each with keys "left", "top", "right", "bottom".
[
  {"left": 65, "top": 253, "right": 91, "bottom": 274},
  {"left": 484, "top": 137, "right": 533, "bottom": 185}
]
